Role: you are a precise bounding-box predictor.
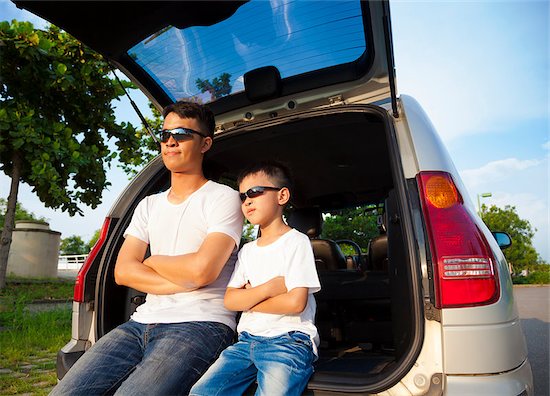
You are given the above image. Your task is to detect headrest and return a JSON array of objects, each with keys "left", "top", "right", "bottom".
[{"left": 286, "top": 207, "right": 322, "bottom": 238}]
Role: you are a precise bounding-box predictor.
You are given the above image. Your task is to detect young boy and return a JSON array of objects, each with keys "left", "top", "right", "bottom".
[{"left": 190, "top": 160, "right": 321, "bottom": 396}]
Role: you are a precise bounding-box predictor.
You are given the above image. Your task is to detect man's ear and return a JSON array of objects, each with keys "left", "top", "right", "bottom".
[
  {"left": 201, "top": 137, "right": 213, "bottom": 154},
  {"left": 278, "top": 187, "right": 291, "bottom": 206}
]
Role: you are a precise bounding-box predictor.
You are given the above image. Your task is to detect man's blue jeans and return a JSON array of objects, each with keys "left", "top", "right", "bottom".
[
  {"left": 50, "top": 320, "right": 234, "bottom": 396},
  {"left": 190, "top": 331, "right": 315, "bottom": 396}
]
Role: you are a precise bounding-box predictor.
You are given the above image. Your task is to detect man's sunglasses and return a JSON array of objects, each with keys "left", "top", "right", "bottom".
[
  {"left": 159, "top": 127, "right": 208, "bottom": 143},
  {"left": 239, "top": 186, "right": 282, "bottom": 202}
]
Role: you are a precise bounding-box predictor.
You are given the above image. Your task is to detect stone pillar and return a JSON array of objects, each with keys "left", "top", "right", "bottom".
[{"left": 6, "top": 220, "right": 61, "bottom": 278}]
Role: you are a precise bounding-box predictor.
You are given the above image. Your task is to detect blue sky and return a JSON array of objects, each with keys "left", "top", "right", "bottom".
[{"left": 1, "top": 0, "right": 548, "bottom": 261}]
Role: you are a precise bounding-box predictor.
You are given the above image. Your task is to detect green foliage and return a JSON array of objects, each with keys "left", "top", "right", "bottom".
[
  {"left": 196, "top": 73, "right": 232, "bottom": 101},
  {"left": 511, "top": 263, "right": 550, "bottom": 284},
  {"left": 59, "top": 235, "right": 88, "bottom": 255},
  {"left": 118, "top": 102, "right": 161, "bottom": 176},
  {"left": 87, "top": 229, "right": 100, "bottom": 251},
  {"left": 321, "top": 205, "right": 381, "bottom": 252},
  {"left": 0, "top": 20, "right": 142, "bottom": 216},
  {"left": 481, "top": 204, "right": 541, "bottom": 273},
  {"left": 241, "top": 222, "right": 257, "bottom": 244},
  {"left": 1, "top": 278, "right": 73, "bottom": 303},
  {"left": 0, "top": 198, "right": 47, "bottom": 228},
  {"left": 512, "top": 271, "right": 550, "bottom": 285},
  {"left": 60, "top": 229, "right": 101, "bottom": 255},
  {"left": 0, "top": 280, "right": 72, "bottom": 394}
]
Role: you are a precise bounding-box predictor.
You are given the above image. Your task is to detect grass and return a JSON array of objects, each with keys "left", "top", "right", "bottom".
[{"left": 0, "top": 278, "right": 73, "bottom": 395}]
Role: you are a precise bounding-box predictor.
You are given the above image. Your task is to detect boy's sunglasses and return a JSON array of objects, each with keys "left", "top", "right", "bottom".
[
  {"left": 239, "top": 186, "right": 282, "bottom": 202},
  {"left": 159, "top": 127, "right": 207, "bottom": 143}
]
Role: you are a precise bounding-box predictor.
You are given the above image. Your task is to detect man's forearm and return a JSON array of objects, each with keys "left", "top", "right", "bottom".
[
  {"left": 115, "top": 259, "right": 194, "bottom": 294},
  {"left": 143, "top": 254, "right": 203, "bottom": 289},
  {"left": 143, "top": 233, "right": 237, "bottom": 289}
]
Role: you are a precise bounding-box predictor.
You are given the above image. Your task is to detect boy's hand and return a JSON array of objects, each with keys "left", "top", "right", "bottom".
[{"left": 265, "top": 276, "right": 287, "bottom": 297}]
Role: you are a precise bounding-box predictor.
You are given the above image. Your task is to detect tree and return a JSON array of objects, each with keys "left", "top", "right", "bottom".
[
  {"left": 118, "top": 102, "right": 161, "bottom": 177},
  {"left": 196, "top": 73, "right": 232, "bottom": 101},
  {"left": 0, "top": 20, "right": 143, "bottom": 289},
  {"left": 87, "top": 229, "right": 100, "bottom": 251},
  {"left": 321, "top": 205, "right": 381, "bottom": 253},
  {"left": 60, "top": 235, "right": 89, "bottom": 255},
  {"left": 0, "top": 198, "right": 47, "bottom": 228},
  {"left": 480, "top": 204, "right": 541, "bottom": 273}
]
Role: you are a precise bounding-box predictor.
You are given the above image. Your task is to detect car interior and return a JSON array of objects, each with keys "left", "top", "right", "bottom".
[{"left": 96, "top": 106, "right": 417, "bottom": 385}]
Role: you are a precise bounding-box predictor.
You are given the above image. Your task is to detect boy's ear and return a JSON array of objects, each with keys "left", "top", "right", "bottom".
[
  {"left": 201, "top": 137, "right": 213, "bottom": 154},
  {"left": 278, "top": 187, "right": 291, "bottom": 206}
]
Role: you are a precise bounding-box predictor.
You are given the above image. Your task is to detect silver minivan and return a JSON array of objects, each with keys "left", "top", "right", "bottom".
[{"left": 16, "top": 1, "right": 533, "bottom": 394}]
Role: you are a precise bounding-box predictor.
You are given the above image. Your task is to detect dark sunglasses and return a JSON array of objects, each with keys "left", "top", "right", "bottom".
[
  {"left": 239, "top": 186, "right": 282, "bottom": 202},
  {"left": 159, "top": 127, "right": 207, "bottom": 143}
]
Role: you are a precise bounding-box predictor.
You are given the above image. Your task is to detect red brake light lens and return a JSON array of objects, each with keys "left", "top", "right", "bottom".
[
  {"left": 417, "top": 172, "right": 499, "bottom": 308},
  {"left": 73, "top": 217, "right": 111, "bottom": 302}
]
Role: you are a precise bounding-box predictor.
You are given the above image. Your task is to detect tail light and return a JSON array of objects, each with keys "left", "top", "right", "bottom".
[
  {"left": 417, "top": 172, "right": 499, "bottom": 308},
  {"left": 73, "top": 217, "right": 111, "bottom": 302}
]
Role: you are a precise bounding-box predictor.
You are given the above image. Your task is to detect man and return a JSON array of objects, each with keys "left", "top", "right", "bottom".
[{"left": 51, "top": 101, "right": 243, "bottom": 396}]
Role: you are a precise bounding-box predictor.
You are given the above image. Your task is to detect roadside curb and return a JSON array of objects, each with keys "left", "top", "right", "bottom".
[{"left": 513, "top": 284, "right": 550, "bottom": 288}]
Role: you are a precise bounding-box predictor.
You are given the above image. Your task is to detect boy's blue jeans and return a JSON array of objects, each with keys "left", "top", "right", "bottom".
[
  {"left": 50, "top": 320, "right": 234, "bottom": 396},
  {"left": 190, "top": 331, "right": 315, "bottom": 396}
]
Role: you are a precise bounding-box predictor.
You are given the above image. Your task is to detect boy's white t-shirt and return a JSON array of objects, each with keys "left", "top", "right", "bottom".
[
  {"left": 123, "top": 180, "right": 244, "bottom": 330},
  {"left": 228, "top": 228, "right": 321, "bottom": 355}
]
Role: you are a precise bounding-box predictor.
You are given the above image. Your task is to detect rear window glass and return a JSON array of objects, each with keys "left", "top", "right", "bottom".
[{"left": 128, "top": 0, "right": 367, "bottom": 103}]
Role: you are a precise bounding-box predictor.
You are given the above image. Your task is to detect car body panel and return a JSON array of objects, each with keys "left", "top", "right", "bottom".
[
  {"left": 445, "top": 358, "right": 533, "bottom": 396},
  {"left": 443, "top": 318, "right": 528, "bottom": 374}
]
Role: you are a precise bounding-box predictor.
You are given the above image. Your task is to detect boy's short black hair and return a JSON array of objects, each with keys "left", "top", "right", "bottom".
[
  {"left": 237, "top": 160, "right": 294, "bottom": 196},
  {"left": 162, "top": 101, "right": 215, "bottom": 138}
]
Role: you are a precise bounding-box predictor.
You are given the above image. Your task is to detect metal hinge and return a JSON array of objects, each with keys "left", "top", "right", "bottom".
[
  {"left": 424, "top": 301, "right": 441, "bottom": 322},
  {"left": 328, "top": 95, "right": 345, "bottom": 106}
]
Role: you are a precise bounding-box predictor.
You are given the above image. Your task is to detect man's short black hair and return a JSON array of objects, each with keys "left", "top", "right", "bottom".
[
  {"left": 237, "top": 160, "right": 294, "bottom": 196},
  {"left": 162, "top": 101, "right": 215, "bottom": 138}
]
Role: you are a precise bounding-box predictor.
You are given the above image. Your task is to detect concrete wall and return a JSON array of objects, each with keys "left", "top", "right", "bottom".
[{"left": 7, "top": 220, "right": 61, "bottom": 278}]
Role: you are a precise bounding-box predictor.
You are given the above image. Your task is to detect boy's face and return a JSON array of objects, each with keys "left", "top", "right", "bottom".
[
  {"left": 160, "top": 112, "right": 212, "bottom": 173},
  {"left": 239, "top": 172, "right": 288, "bottom": 226}
]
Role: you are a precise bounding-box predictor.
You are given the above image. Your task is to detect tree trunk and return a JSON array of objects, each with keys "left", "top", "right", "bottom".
[{"left": 0, "top": 152, "right": 22, "bottom": 290}]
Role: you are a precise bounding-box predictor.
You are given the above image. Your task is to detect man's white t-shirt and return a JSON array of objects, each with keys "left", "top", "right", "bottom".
[
  {"left": 228, "top": 228, "right": 321, "bottom": 355},
  {"left": 123, "top": 180, "right": 244, "bottom": 330}
]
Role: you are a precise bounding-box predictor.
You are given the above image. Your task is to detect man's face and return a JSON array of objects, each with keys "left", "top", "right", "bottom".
[{"left": 160, "top": 113, "right": 212, "bottom": 173}]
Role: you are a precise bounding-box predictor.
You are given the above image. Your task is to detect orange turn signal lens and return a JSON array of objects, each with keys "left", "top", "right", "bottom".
[{"left": 424, "top": 175, "right": 458, "bottom": 209}]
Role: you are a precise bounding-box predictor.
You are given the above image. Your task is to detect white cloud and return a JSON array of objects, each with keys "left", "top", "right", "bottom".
[
  {"left": 543, "top": 141, "right": 550, "bottom": 150},
  {"left": 461, "top": 158, "right": 541, "bottom": 189},
  {"left": 460, "top": 157, "right": 549, "bottom": 261}
]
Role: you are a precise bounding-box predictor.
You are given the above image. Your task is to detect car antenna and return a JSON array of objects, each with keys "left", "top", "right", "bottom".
[{"left": 109, "top": 65, "right": 160, "bottom": 145}]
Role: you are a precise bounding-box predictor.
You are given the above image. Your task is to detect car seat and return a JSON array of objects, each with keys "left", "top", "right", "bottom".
[{"left": 286, "top": 207, "right": 347, "bottom": 271}]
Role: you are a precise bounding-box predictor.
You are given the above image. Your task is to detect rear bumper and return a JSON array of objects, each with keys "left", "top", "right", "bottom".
[
  {"left": 56, "top": 338, "right": 89, "bottom": 380},
  {"left": 56, "top": 348, "right": 84, "bottom": 380},
  {"left": 444, "top": 358, "right": 533, "bottom": 396}
]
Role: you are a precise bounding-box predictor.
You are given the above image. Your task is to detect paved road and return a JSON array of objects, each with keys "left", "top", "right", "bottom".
[{"left": 514, "top": 285, "right": 549, "bottom": 396}]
